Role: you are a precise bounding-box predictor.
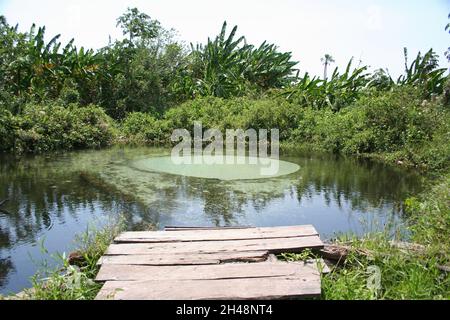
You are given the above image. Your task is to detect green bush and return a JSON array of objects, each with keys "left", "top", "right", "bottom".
[
  {"left": 360, "top": 88, "right": 434, "bottom": 152},
  {"left": 291, "top": 107, "right": 375, "bottom": 154},
  {"left": 120, "top": 88, "right": 449, "bottom": 172},
  {"left": 164, "top": 96, "right": 301, "bottom": 138},
  {"left": 0, "top": 108, "right": 16, "bottom": 152},
  {"left": 121, "top": 112, "right": 170, "bottom": 143},
  {"left": 289, "top": 86, "right": 449, "bottom": 170},
  {"left": 5, "top": 85, "right": 447, "bottom": 172},
  {"left": 164, "top": 96, "right": 236, "bottom": 131},
  {"left": 392, "top": 119, "right": 450, "bottom": 172},
  {"left": 58, "top": 80, "right": 81, "bottom": 106},
  {"left": 238, "top": 98, "right": 301, "bottom": 139},
  {"left": 357, "top": 87, "right": 449, "bottom": 170},
  {"left": 14, "top": 104, "right": 116, "bottom": 153},
  {"left": 405, "top": 174, "right": 450, "bottom": 250}
]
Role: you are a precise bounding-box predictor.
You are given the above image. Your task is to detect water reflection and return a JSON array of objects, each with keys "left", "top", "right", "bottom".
[{"left": 0, "top": 146, "right": 423, "bottom": 294}]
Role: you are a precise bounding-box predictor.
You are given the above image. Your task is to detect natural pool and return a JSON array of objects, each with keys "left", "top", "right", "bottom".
[{"left": 0, "top": 146, "right": 424, "bottom": 294}]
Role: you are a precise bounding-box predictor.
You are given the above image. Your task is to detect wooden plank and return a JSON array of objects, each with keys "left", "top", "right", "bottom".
[
  {"left": 165, "top": 225, "right": 253, "bottom": 231},
  {"left": 116, "top": 225, "right": 318, "bottom": 243},
  {"left": 95, "top": 261, "right": 319, "bottom": 282},
  {"left": 106, "top": 235, "right": 323, "bottom": 255},
  {"left": 98, "top": 251, "right": 269, "bottom": 266},
  {"left": 96, "top": 275, "right": 321, "bottom": 300}
]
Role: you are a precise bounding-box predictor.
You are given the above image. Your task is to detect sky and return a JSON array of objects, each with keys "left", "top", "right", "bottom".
[{"left": 0, "top": 0, "right": 449, "bottom": 77}]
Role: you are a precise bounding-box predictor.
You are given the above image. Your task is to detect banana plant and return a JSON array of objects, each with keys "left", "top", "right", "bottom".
[
  {"left": 368, "top": 48, "right": 447, "bottom": 97},
  {"left": 179, "top": 21, "right": 298, "bottom": 98},
  {"left": 282, "top": 58, "right": 369, "bottom": 111},
  {"left": 397, "top": 48, "right": 446, "bottom": 96},
  {"left": 241, "top": 41, "right": 298, "bottom": 89},
  {"left": 0, "top": 18, "right": 106, "bottom": 104},
  {"left": 280, "top": 72, "right": 323, "bottom": 105}
]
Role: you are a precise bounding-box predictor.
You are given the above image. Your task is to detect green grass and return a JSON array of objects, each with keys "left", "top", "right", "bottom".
[
  {"left": 280, "top": 175, "right": 450, "bottom": 300},
  {"left": 406, "top": 175, "right": 450, "bottom": 252},
  {"left": 321, "top": 235, "right": 449, "bottom": 300},
  {"left": 12, "top": 217, "right": 126, "bottom": 300}
]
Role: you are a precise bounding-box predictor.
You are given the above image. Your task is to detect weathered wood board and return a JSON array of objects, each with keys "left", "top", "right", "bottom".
[
  {"left": 96, "top": 261, "right": 320, "bottom": 281},
  {"left": 97, "top": 250, "right": 269, "bottom": 266},
  {"left": 106, "top": 235, "right": 323, "bottom": 255},
  {"left": 164, "top": 225, "right": 253, "bottom": 231},
  {"left": 96, "top": 276, "right": 321, "bottom": 300},
  {"left": 115, "top": 225, "right": 318, "bottom": 243}
]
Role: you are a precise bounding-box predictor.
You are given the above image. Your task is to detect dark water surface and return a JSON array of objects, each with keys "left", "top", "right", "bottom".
[{"left": 0, "top": 146, "right": 424, "bottom": 294}]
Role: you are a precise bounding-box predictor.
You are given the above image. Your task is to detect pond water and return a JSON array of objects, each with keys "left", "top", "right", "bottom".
[{"left": 0, "top": 146, "right": 424, "bottom": 294}]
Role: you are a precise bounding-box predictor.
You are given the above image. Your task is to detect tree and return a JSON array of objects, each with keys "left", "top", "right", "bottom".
[
  {"left": 96, "top": 8, "right": 186, "bottom": 118},
  {"left": 116, "top": 7, "right": 160, "bottom": 46},
  {"left": 321, "top": 54, "right": 335, "bottom": 80}
]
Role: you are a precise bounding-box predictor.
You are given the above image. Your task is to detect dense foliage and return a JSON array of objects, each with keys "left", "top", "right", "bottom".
[
  {"left": 0, "top": 8, "right": 449, "bottom": 301},
  {"left": 0, "top": 9, "right": 299, "bottom": 120},
  {"left": 0, "top": 104, "right": 116, "bottom": 153},
  {"left": 119, "top": 85, "right": 449, "bottom": 172},
  {"left": 1, "top": 7, "right": 448, "bottom": 176},
  {"left": 173, "top": 22, "right": 298, "bottom": 99},
  {"left": 0, "top": 7, "right": 448, "bottom": 178}
]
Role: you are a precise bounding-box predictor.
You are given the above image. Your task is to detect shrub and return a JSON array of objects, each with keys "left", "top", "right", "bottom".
[
  {"left": 290, "top": 86, "right": 449, "bottom": 168},
  {"left": 398, "top": 119, "right": 450, "bottom": 172},
  {"left": 164, "top": 96, "right": 232, "bottom": 131},
  {"left": 58, "top": 80, "right": 81, "bottom": 106},
  {"left": 121, "top": 112, "right": 170, "bottom": 143},
  {"left": 291, "top": 108, "right": 375, "bottom": 154},
  {"left": 164, "top": 96, "right": 301, "bottom": 138},
  {"left": 238, "top": 98, "right": 301, "bottom": 139},
  {"left": 14, "top": 104, "right": 116, "bottom": 153},
  {"left": 123, "top": 88, "right": 449, "bottom": 170},
  {"left": 69, "top": 106, "right": 117, "bottom": 148},
  {"left": 357, "top": 87, "right": 449, "bottom": 170},
  {"left": 360, "top": 87, "right": 434, "bottom": 152},
  {"left": 0, "top": 108, "right": 16, "bottom": 152},
  {"left": 405, "top": 174, "right": 450, "bottom": 250}
]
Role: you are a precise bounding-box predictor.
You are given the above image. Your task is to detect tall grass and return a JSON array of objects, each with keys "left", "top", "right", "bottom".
[
  {"left": 18, "top": 217, "right": 125, "bottom": 300},
  {"left": 321, "top": 235, "right": 449, "bottom": 300},
  {"left": 279, "top": 175, "right": 450, "bottom": 300}
]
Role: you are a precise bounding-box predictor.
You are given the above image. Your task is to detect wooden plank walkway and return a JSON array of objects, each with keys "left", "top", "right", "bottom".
[{"left": 95, "top": 225, "right": 325, "bottom": 300}]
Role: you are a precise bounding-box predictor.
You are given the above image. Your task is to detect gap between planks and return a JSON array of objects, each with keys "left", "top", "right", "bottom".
[{"left": 97, "top": 250, "right": 270, "bottom": 266}]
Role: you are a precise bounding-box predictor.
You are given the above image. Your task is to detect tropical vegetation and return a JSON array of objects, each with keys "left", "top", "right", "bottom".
[{"left": 0, "top": 7, "right": 449, "bottom": 300}]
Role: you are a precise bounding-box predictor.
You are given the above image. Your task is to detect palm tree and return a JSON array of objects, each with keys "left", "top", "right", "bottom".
[{"left": 321, "top": 54, "right": 335, "bottom": 80}]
